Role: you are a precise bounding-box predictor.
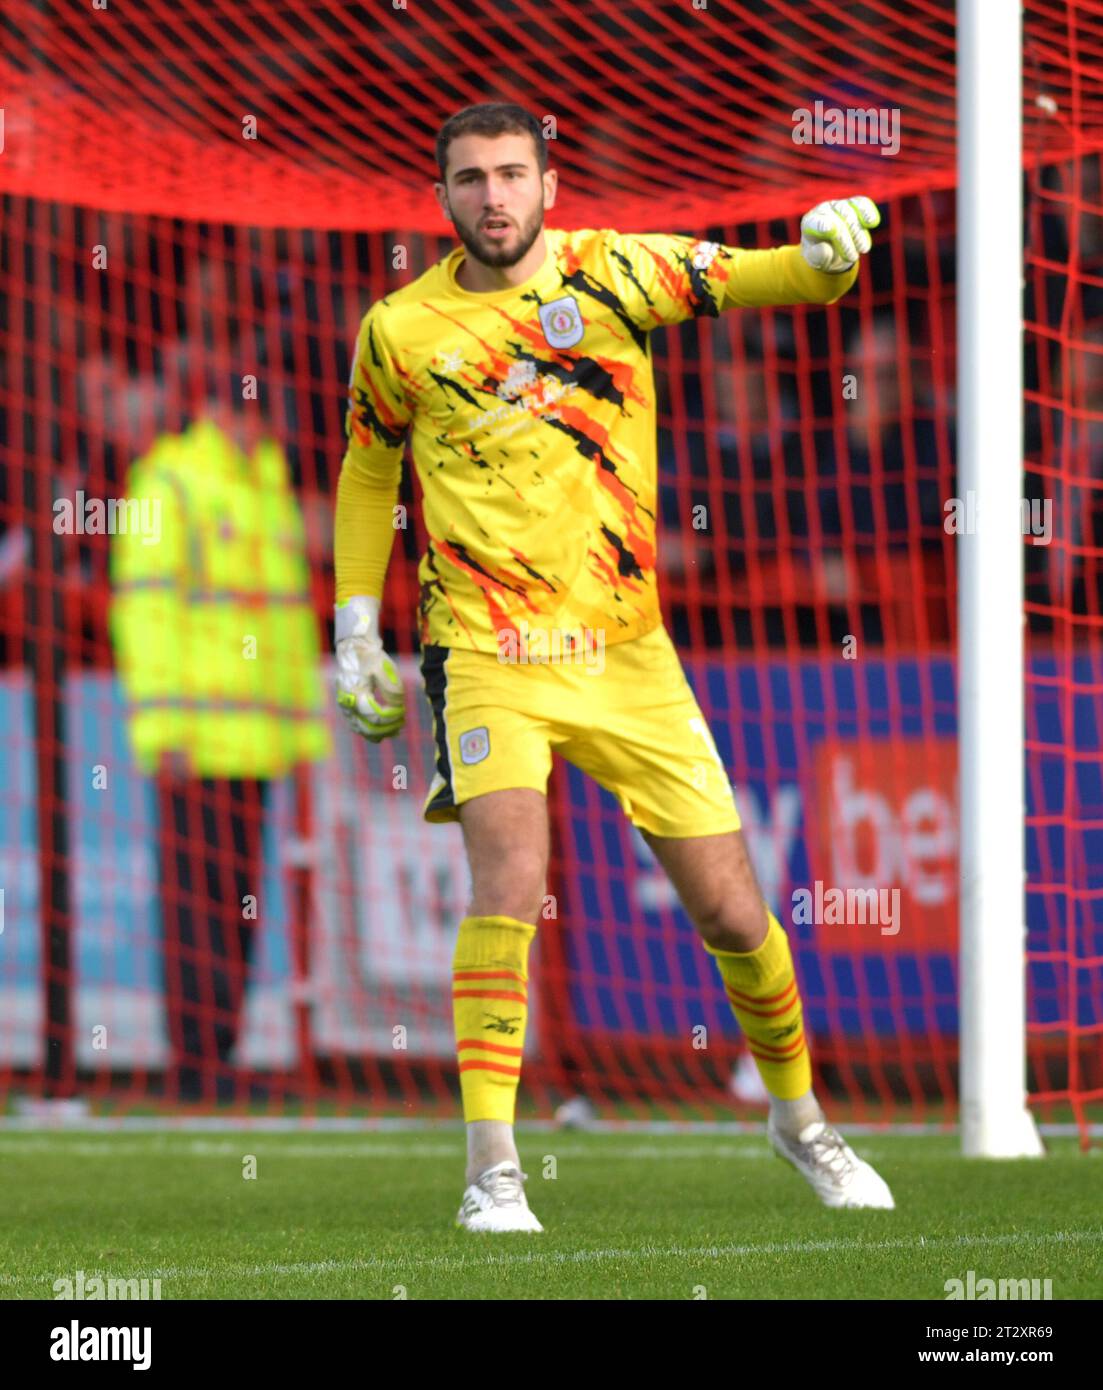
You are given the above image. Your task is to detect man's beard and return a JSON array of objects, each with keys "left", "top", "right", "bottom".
[{"left": 454, "top": 204, "right": 544, "bottom": 268}]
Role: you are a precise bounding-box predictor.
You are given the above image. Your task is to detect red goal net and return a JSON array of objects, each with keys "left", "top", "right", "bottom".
[{"left": 0, "top": 0, "right": 1100, "bottom": 1140}]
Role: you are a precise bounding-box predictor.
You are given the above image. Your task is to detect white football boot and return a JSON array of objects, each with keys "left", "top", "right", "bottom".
[
  {"left": 455, "top": 1159, "right": 545, "bottom": 1233},
  {"left": 767, "top": 1115, "right": 895, "bottom": 1209}
]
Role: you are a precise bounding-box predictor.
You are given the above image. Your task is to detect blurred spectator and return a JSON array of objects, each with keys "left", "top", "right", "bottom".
[{"left": 108, "top": 392, "right": 332, "bottom": 1103}]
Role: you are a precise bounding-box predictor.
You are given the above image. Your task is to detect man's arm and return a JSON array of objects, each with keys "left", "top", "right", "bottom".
[
  {"left": 334, "top": 303, "right": 411, "bottom": 605},
  {"left": 333, "top": 302, "right": 410, "bottom": 742},
  {"left": 713, "top": 243, "right": 859, "bottom": 309},
  {"left": 719, "top": 195, "right": 881, "bottom": 307},
  {"left": 604, "top": 196, "right": 880, "bottom": 324},
  {"left": 108, "top": 448, "right": 188, "bottom": 773}
]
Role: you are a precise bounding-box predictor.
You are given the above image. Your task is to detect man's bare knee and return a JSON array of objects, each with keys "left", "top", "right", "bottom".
[
  {"left": 639, "top": 827, "right": 768, "bottom": 952},
  {"left": 468, "top": 848, "right": 547, "bottom": 923},
  {"left": 460, "top": 790, "right": 548, "bottom": 925},
  {"left": 694, "top": 898, "right": 769, "bottom": 954}
]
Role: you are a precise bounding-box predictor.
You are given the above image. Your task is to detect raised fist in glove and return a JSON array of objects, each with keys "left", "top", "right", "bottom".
[
  {"left": 334, "top": 594, "right": 406, "bottom": 743},
  {"left": 800, "top": 196, "right": 881, "bottom": 273}
]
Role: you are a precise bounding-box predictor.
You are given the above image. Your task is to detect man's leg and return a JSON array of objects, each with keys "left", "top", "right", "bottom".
[
  {"left": 639, "top": 825, "right": 893, "bottom": 1208},
  {"left": 157, "top": 774, "right": 207, "bottom": 1102},
  {"left": 416, "top": 642, "right": 554, "bottom": 1227},
  {"left": 456, "top": 788, "right": 548, "bottom": 1186},
  {"left": 159, "top": 777, "right": 267, "bottom": 1105},
  {"left": 203, "top": 778, "right": 268, "bottom": 1101},
  {"left": 639, "top": 827, "right": 820, "bottom": 1127}
]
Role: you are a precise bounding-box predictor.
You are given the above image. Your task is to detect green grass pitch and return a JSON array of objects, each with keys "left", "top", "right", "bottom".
[{"left": 1, "top": 1129, "right": 1100, "bottom": 1300}]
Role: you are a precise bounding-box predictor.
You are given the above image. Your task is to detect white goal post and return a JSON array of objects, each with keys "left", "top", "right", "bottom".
[{"left": 957, "top": 0, "right": 1044, "bottom": 1157}]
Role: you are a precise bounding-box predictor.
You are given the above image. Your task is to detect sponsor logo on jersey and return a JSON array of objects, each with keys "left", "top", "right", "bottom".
[{"left": 498, "top": 359, "right": 539, "bottom": 399}]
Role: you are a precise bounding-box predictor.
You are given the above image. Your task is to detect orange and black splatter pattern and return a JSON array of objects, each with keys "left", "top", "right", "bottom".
[{"left": 343, "top": 226, "right": 833, "bottom": 655}]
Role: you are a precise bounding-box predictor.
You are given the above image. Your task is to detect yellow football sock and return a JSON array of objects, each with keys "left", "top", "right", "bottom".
[
  {"left": 703, "top": 910, "right": 812, "bottom": 1099},
  {"left": 452, "top": 914, "right": 536, "bottom": 1123}
]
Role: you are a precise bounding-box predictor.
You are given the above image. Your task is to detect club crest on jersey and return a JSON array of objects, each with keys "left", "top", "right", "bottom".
[
  {"left": 538, "top": 295, "right": 584, "bottom": 348},
  {"left": 459, "top": 726, "right": 490, "bottom": 765}
]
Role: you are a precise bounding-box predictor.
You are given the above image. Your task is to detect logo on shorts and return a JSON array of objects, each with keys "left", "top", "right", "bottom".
[
  {"left": 538, "top": 295, "right": 585, "bottom": 349},
  {"left": 459, "top": 727, "right": 490, "bottom": 765}
]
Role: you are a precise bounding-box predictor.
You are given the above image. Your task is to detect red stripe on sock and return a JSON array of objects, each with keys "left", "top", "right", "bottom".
[
  {"left": 452, "top": 989, "right": 527, "bottom": 1003},
  {"left": 458, "top": 1060, "right": 522, "bottom": 1078},
  {"left": 453, "top": 969, "right": 526, "bottom": 983},
  {"left": 456, "top": 1038, "right": 524, "bottom": 1056},
  {"left": 725, "top": 986, "right": 799, "bottom": 1019},
  {"left": 724, "top": 979, "right": 798, "bottom": 1011},
  {"left": 747, "top": 1035, "right": 807, "bottom": 1061}
]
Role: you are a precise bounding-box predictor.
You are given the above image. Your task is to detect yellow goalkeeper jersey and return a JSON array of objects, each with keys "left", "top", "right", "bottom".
[{"left": 335, "top": 226, "right": 857, "bottom": 656}]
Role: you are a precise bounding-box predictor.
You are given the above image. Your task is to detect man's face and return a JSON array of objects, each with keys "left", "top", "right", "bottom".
[{"left": 435, "top": 132, "right": 556, "bottom": 269}]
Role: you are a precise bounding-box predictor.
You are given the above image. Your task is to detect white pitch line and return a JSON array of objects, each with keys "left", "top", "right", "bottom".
[
  {"left": 0, "top": 1137, "right": 1092, "bottom": 1161},
  {"left": 0, "top": 1138, "right": 780, "bottom": 1160},
  {"left": 3, "top": 1228, "right": 1100, "bottom": 1288},
  {"left": 0, "top": 1115, "right": 1096, "bottom": 1138},
  {"left": 0, "top": 1139, "right": 789, "bottom": 1162},
  {"left": 0, "top": 1139, "right": 1063, "bottom": 1163}
]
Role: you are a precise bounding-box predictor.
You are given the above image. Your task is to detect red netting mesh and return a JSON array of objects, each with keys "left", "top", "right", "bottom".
[{"left": 0, "top": 0, "right": 1100, "bottom": 1140}]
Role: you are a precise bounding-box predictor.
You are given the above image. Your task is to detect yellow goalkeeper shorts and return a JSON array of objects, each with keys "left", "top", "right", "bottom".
[{"left": 419, "top": 621, "right": 741, "bottom": 837}]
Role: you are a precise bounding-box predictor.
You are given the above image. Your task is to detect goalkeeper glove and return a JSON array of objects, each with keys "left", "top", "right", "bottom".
[
  {"left": 334, "top": 595, "right": 406, "bottom": 743},
  {"left": 800, "top": 196, "right": 881, "bottom": 273}
]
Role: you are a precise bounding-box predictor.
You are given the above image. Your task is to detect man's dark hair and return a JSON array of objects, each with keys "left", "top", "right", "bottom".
[{"left": 436, "top": 103, "right": 547, "bottom": 182}]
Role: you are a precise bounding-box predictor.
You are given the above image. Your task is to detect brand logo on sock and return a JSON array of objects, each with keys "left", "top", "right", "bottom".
[
  {"left": 483, "top": 1012, "right": 521, "bottom": 1035},
  {"left": 769, "top": 1021, "right": 800, "bottom": 1041}
]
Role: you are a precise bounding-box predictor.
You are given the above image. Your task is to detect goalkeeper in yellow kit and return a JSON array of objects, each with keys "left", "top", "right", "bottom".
[{"left": 334, "top": 101, "right": 893, "bottom": 1231}]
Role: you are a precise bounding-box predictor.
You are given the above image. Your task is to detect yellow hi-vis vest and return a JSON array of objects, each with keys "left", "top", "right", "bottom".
[{"left": 109, "top": 417, "right": 332, "bottom": 778}]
